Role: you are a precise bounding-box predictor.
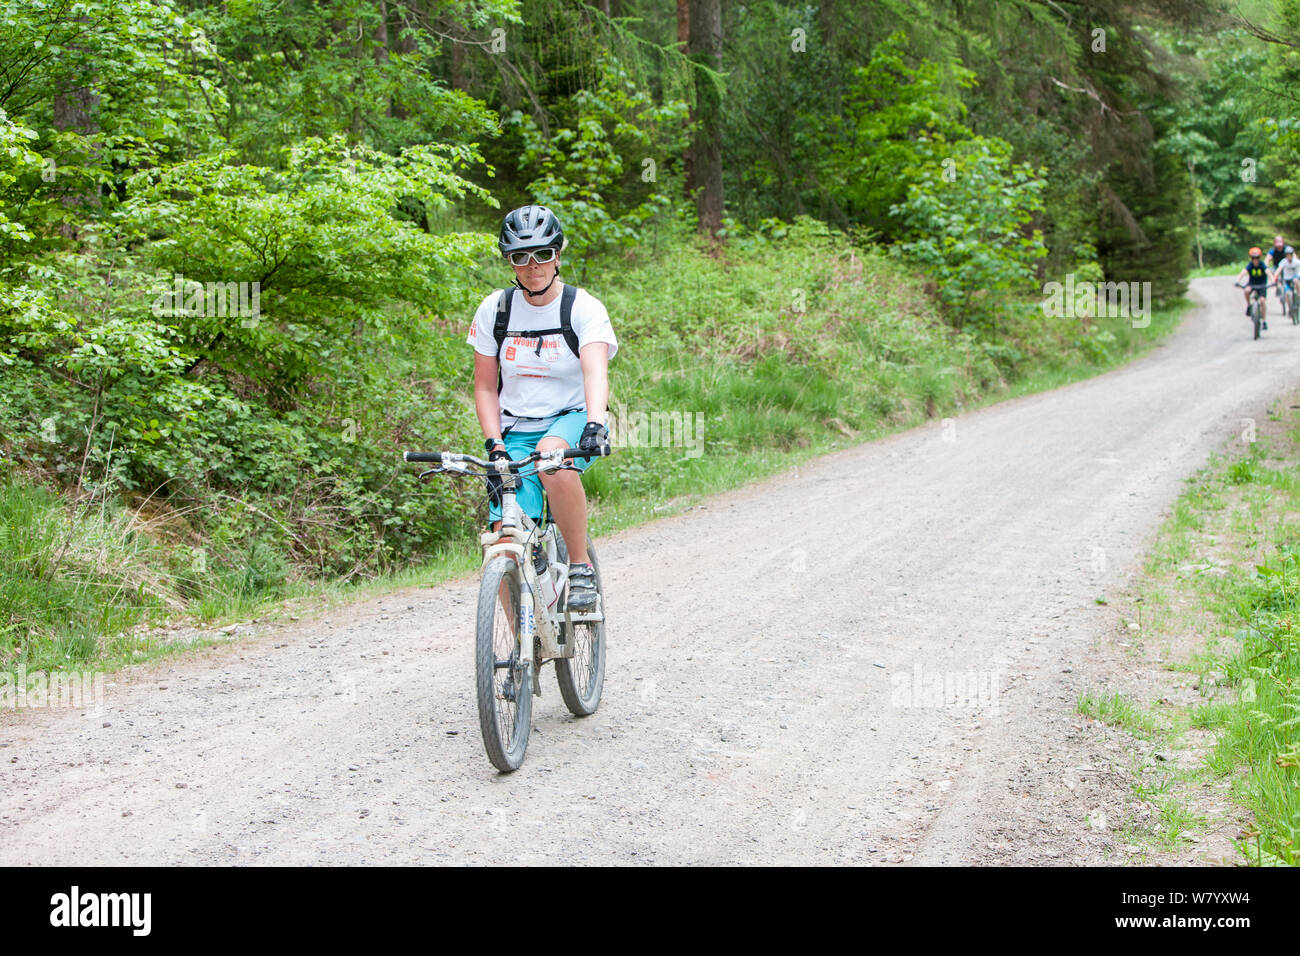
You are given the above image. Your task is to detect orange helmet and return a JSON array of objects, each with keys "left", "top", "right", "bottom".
[{"left": 1250, "top": 247, "right": 1262, "bottom": 257}]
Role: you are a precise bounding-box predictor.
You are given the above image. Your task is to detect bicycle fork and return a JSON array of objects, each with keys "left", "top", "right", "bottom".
[{"left": 517, "top": 581, "right": 536, "bottom": 677}]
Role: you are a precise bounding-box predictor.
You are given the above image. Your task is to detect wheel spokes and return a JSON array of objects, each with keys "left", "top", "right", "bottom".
[
  {"left": 569, "top": 622, "right": 597, "bottom": 697},
  {"left": 493, "top": 584, "right": 522, "bottom": 744}
]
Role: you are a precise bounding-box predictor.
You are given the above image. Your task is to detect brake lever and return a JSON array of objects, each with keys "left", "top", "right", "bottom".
[{"left": 535, "top": 451, "right": 565, "bottom": 474}]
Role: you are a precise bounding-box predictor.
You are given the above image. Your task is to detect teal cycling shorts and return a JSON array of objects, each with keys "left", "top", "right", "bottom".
[{"left": 488, "top": 409, "right": 594, "bottom": 524}]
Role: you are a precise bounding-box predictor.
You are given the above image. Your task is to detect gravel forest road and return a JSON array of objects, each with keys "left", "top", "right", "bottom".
[{"left": 2, "top": 276, "right": 1291, "bottom": 865}]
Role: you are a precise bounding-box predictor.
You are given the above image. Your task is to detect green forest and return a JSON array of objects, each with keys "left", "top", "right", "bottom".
[{"left": 3, "top": 0, "right": 1300, "bottom": 664}]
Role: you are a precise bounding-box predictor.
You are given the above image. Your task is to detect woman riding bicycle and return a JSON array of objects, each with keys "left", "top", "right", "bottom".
[
  {"left": 1239, "top": 246, "right": 1271, "bottom": 327},
  {"left": 466, "top": 205, "right": 617, "bottom": 611}
]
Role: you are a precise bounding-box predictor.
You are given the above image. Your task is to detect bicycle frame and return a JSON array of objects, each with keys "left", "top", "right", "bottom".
[{"left": 477, "top": 460, "right": 604, "bottom": 674}]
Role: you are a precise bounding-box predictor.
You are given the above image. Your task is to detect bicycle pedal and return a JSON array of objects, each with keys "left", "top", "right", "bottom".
[{"left": 565, "top": 596, "right": 604, "bottom": 623}]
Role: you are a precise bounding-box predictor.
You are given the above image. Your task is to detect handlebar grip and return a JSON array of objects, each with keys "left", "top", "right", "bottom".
[
  {"left": 561, "top": 446, "right": 609, "bottom": 459},
  {"left": 403, "top": 451, "right": 442, "bottom": 463}
]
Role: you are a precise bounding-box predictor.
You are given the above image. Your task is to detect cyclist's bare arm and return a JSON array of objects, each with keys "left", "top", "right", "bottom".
[
  {"left": 579, "top": 342, "right": 610, "bottom": 424},
  {"left": 473, "top": 351, "right": 505, "bottom": 443}
]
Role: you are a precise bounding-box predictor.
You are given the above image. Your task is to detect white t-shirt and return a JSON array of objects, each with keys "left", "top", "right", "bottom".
[{"left": 467, "top": 282, "right": 618, "bottom": 431}]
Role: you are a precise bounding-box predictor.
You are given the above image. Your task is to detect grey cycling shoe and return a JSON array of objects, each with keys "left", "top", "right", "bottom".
[{"left": 566, "top": 562, "right": 598, "bottom": 610}]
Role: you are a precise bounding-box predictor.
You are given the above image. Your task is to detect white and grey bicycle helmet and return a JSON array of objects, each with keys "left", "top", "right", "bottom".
[{"left": 498, "top": 205, "right": 565, "bottom": 257}]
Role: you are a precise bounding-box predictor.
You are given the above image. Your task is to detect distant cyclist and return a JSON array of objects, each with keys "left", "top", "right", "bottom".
[
  {"left": 466, "top": 205, "right": 617, "bottom": 611},
  {"left": 1268, "top": 235, "right": 1290, "bottom": 304},
  {"left": 1267, "top": 235, "right": 1289, "bottom": 272},
  {"left": 1238, "top": 247, "right": 1271, "bottom": 327},
  {"left": 1276, "top": 245, "right": 1300, "bottom": 311}
]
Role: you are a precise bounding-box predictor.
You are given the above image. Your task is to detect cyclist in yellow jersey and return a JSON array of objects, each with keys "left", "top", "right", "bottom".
[{"left": 1238, "top": 247, "right": 1271, "bottom": 326}]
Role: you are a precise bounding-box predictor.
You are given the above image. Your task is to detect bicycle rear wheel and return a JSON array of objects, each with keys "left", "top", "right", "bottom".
[
  {"left": 476, "top": 556, "right": 532, "bottom": 772},
  {"left": 554, "top": 534, "right": 606, "bottom": 717}
]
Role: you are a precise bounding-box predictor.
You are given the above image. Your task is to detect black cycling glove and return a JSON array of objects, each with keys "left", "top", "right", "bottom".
[
  {"left": 578, "top": 421, "right": 610, "bottom": 456},
  {"left": 485, "top": 445, "right": 512, "bottom": 508}
]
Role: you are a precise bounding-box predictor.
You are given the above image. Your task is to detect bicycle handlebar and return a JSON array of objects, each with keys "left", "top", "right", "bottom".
[{"left": 403, "top": 446, "right": 609, "bottom": 469}]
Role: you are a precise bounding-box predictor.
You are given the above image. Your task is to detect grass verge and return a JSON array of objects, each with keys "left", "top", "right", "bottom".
[{"left": 1102, "top": 395, "right": 1300, "bottom": 866}]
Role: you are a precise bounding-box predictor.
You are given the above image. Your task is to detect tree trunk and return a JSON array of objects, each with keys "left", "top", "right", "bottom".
[
  {"left": 818, "top": 0, "right": 835, "bottom": 48},
  {"left": 376, "top": 1, "right": 389, "bottom": 63},
  {"left": 377, "top": 0, "right": 392, "bottom": 117},
  {"left": 451, "top": 36, "right": 467, "bottom": 91},
  {"left": 53, "top": 78, "right": 101, "bottom": 237},
  {"left": 689, "top": 0, "right": 723, "bottom": 242},
  {"left": 678, "top": 0, "right": 694, "bottom": 204},
  {"left": 391, "top": 0, "right": 417, "bottom": 118},
  {"left": 349, "top": 12, "right": 365, "bottom": 141}
]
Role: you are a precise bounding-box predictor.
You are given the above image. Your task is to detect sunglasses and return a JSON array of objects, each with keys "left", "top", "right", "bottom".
[{"left": 507, "top": 247, "right": 559, "bottom": 266}]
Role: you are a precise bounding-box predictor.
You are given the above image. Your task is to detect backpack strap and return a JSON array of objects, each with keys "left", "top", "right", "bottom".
[
  {"left": 492, "top": 288, "right": 513, "bottom": 394},
  {"left": 558, "top": 283, "right": 580, "bottom": 358}
]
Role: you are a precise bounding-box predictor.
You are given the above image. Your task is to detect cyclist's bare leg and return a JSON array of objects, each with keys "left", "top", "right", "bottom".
[{"left": 535, "top": 435, "right": 591, "bottom": 566}]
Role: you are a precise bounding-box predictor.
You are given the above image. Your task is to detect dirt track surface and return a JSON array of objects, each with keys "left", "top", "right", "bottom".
[{"left": 2, "top": 276, "right": 1294, "bottom": 865}]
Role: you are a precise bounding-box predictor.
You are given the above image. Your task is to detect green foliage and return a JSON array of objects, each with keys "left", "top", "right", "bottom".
[
  {"left": 512, "top": 56, "right": 688, "bottom": 268},
  {"left": 1214, "top": 543, "right": 1300, "bottom": 865},
  {"left": 890, "top": 136, "right": 1048, "bottom": 329},
  {"left": 1094, "top": 131, "right": 1195, "bottom": 305},
  {"left": 119, "top": 135, "right": 495, "bottom": 391},
  {"left": 1, "top": 131, "right": 499, "bottom": 579},
  {"left": 1243, "top": 4, "right": 1300, "bottom": 252},
  {"left": 0, "top": 109, "right": 43, "bottom": 248},
  {"left": 1228, "top": 456, "right": 1262, "bottom": 485},
  {"left": 0, "top": 0, "right": 227, "bottom": 232},
  {"left": 206, "top": 0, "right": 514, "bottom": 161},
  {"left": 1163, "top": 39, "right": 1270, "bottom": 266},
  {"left": 819, "top": 32, "right": 976, "bottom": 233}
]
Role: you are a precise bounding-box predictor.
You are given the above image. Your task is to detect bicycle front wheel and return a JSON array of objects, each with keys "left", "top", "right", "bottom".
[
  {"left": 554, "top": 534, "right": 607, "bottom": 717},
  {"left": 476, "top": 556, "right": 532, "bottom": 772}
]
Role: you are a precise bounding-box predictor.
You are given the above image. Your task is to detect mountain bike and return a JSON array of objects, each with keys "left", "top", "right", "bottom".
[
  {"left": 403, "top": 444, "right": 608, "bottom": 772},
  {"left": 1238, "top": 282, "right": 1267, "bottom": 339}
]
